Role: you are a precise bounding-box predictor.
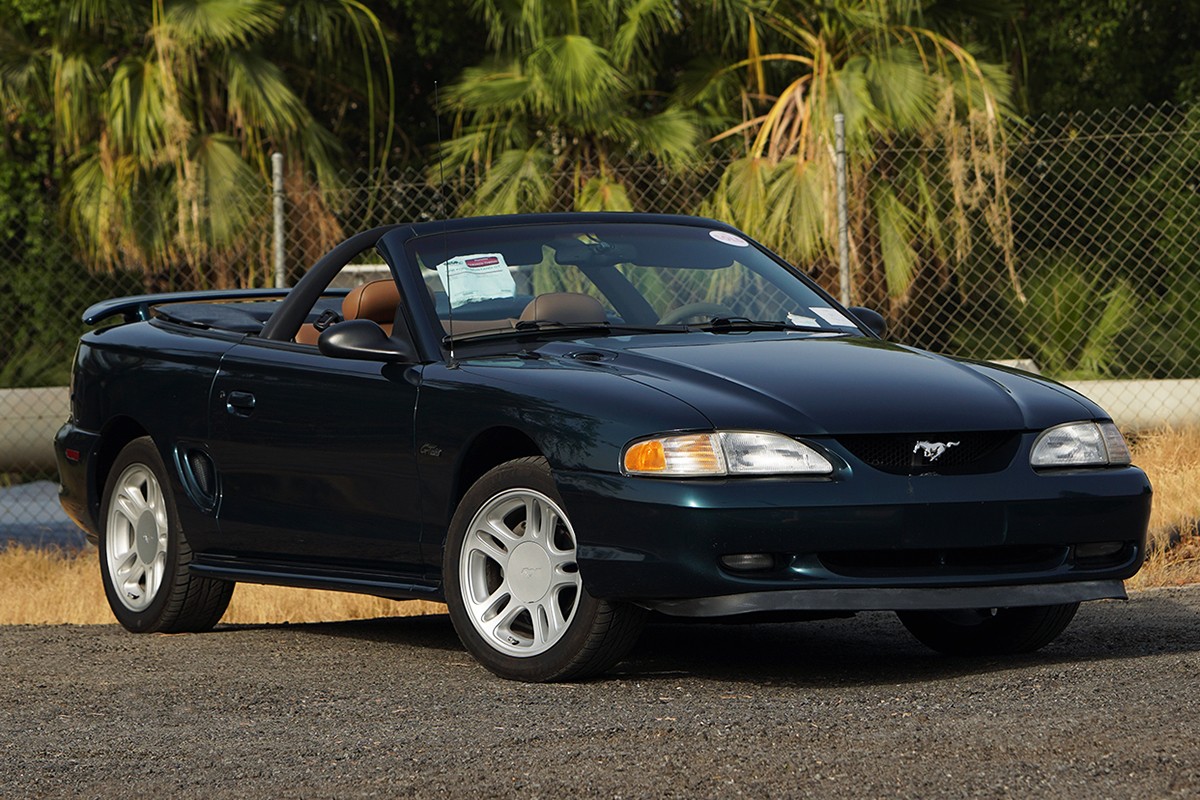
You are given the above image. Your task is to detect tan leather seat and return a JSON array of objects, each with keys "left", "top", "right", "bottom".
[
  {"left": 343, "top": 280, "right": 401, "bottom": 334},
  {"left": 519, "top": 292, "right": 606, "bottom": 324},
  {"left": 296, "top": 279, "right": 400, "bottom": 345}
]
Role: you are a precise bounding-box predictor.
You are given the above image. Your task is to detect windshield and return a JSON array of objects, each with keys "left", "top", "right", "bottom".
[{"left": 405, "top": 222, "right": 862, "bottom": 339}]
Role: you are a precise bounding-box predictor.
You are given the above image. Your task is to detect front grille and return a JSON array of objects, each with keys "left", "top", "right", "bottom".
[
  {"left": 836, "top": 431, "right": 1018, "bottom": 475},
  {"left": 819, "top": 545, "right": 1067, "bottom": 578}
]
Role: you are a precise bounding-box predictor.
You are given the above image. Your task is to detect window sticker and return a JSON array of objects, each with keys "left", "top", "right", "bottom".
[
  {"left": 435, "top": 253, "right": 517, "bottom": 308},
  {"left": 811, "top": 307, "right": 858, "bottom": 327},
  {"left": 708, "top": 230, "right": 750, "bottom": 247},
  {"left": 787, "top": 312, "right": 819, "bottom": 328}
]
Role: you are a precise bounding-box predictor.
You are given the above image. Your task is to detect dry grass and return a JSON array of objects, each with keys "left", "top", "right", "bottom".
[
  {"left": 1126, "top": 426, "right": 1200, "bottom": 589},
  {"left": 2, "top": 426, "right": 1198, "bottom": 625},
  {"left": 0, "top": 544, "right": 445, "bottom": 626}
]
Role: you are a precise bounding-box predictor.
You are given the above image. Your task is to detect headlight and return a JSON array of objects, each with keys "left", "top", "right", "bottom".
[
  {"left": 622, "top": 431, "right": 833, "bottom": 477},
  {"left": 1030, "top": 421, "right": 1132, "bottom": 468}
]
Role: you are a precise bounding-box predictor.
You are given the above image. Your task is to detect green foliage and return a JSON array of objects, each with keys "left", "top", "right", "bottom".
[
  {"left": 1009, "top": 1, "right": 1200, "bottom": 114},
  {"left": 46, "top": 0, "right": 397, "bottom": 288},
  {"left": 700, "top": 0, "right": 1019, "bottom": 313},
  {"left": 437, "top": 0, "right": 705, "bottom": 215},
  {"left": 1126, "top": 275, "right": 1200, "bottom": 380},
  {"left": 0, "top": 106, "right": 141, "bottom": 388},
  {"left": 1017, "top": 253, "right": 1135, "bottom": 380}
]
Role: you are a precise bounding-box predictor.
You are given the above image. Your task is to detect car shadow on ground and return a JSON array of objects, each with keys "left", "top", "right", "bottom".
[
  {"left": 616, "top": 595, "right": 1200, "bottom": 687},
  {"left": 216, "top": 591, "right": 1200, "bottom": 687},
  {"left": 217, "top": 613, "right": 466, "bottom": 654}
]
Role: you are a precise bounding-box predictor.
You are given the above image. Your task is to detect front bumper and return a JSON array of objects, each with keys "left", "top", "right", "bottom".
[{"left": 557, "top": 460, "right": 1151, "bottom": 614}]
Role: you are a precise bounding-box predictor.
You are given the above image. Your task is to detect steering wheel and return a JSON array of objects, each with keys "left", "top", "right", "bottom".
[{"left": 658, "top": 302, "right": 739, "bottom": 325}]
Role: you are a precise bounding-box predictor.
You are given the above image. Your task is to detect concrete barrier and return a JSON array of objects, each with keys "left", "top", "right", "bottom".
[
  {"left": 1, "top": 379, "right": 1198, "bottom": 473},
  {"left": 1063, "top": 379, "right": 1200, "bottom": 432}
]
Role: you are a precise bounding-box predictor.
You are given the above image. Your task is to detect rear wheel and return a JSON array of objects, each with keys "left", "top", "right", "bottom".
[
  {"left": 897, "top": 603, "right": 1080, "bottom": 656},
  {"left": 444, "top": 457, "right": 645, "bottom": 682},
  {"left": 99, "top": 437, "right": 233, "bottom": 633}
]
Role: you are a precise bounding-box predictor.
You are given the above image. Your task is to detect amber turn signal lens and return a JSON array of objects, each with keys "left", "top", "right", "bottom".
[{"left": 624, "top": 440, "right": 666, "bottom": 472}]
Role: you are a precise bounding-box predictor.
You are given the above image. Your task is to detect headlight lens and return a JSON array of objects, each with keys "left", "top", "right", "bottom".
[
  {"left": 622, "top": 431, "right": 833, "bottom": 477},
  {"left": 1030, "top": 421, "right": 1132, "bottom": 468}
]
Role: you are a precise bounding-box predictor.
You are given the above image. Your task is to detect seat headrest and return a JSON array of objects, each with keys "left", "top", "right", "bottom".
[
  {"left": 343, "top": 280, "right": 401, "bottom": 323},
  {"left": 519, "top": 293, "right": 606, "bottom": 324}
]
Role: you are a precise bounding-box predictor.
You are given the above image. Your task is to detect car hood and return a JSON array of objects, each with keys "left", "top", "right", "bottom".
[{"left": 534, "top": 334, "right": 1101, "bottom": 435}]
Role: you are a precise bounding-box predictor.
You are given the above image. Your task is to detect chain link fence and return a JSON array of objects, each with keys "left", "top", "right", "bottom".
[{"left": 4, "top": 103, "right": 1199, "bottom": 541}]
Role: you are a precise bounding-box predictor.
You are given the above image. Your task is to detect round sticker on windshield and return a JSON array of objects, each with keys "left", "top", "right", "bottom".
[{"left": 709, "top": 230, "right": 749, "bottom": 247}]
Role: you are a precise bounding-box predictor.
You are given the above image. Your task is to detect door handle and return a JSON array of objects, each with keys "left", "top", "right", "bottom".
[{"left": 226, "top": 391, "right": 256, "bottom": 416}]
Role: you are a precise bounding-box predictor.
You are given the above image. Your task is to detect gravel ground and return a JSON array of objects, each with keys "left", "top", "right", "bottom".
[{"left": 3, "top": 587, "right": 1199, "bottom": 799}]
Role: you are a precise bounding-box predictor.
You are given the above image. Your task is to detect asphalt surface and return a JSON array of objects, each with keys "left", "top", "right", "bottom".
[{"left": 3, "top": 587, "right": 1199, "bottom": 799}]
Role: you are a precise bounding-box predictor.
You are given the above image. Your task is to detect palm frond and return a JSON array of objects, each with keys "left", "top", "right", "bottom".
[
  {"left": 860, "top": 46, "right": 939, "bottom": 134},
  {"left": 444, "top": 61, "right": 532, "bottom": 115},
  {"left": 527, "top": 35, "right": 627, "bottom": 120},
  {"left": 189, "top": 132, "right": 262, "bottom": 244},
  {"left": 164, "top": 0, "right": 280, "bottom": 49},
  {"left": 223, "top": 50, "right": 310, "bottom": 138},
  {"left": 623, "top": 107, "right": 702, "bottom": 169},
  {"left": 871, "top": 183, "right": 920, "bottom": 297},
  {"left": 766, "top": 157, "right": 834, "bottom": 263},
  {"left": 701, "top": 156, "right": 772, "bottom": 233},
  {"left": 577, "top": 175, "right": 634, "bottom": 211},
  {"left": 612, "top": 0, "right": 682, "bottom": 72},
  {"left": 59, "top": 0, "right": 143, "bottom": 37},
  {"left": 0, "top": 17, "right": 46, "bottom": 109},
  {"left": 465, "top": 146, "right": 554, "bottom": 215},
  {"left": 51, "top": 49, "right": 101, "bottom": 149},
  {"left": 106, "top": 56, "right": 173, "bottom": 163}
]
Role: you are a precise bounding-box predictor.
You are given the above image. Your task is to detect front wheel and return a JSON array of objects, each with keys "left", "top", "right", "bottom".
[
  {"left": 443, "top": 457, "right": 645, "bottom": 682},
  {"left": 897, "top": 603, "right": 1080, "bottom": 656},
  {"left": 99, "top": 437, "right": 233, "bottom": 633}
]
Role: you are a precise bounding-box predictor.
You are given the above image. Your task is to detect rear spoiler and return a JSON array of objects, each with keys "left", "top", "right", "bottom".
[{"left": 83, "top": 289, "right": 297, "bottom": 326}]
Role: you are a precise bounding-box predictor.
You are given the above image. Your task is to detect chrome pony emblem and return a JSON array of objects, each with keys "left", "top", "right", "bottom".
[{"left": 913, "top": 440, "right": 960, "bottom": 462}]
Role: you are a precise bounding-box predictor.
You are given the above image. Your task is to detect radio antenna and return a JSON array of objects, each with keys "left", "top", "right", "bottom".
[{"left": 434, "top": 80, "right": 454, "bottom": 361}]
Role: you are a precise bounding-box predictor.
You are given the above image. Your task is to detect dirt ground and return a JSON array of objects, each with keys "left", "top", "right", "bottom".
[{"left": 3, "top": 586, "right": 1199, "bottom": 798}]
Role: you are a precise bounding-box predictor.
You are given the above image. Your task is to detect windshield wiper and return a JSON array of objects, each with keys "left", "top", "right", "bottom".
[
  {"left": 687, "top": 316, "right": 849, "bottom": 334},
  {"left": 446, "top": 320, "right": 686, "bottom": 344}
]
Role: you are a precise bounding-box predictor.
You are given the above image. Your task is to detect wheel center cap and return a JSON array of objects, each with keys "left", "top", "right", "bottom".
[
  {"left": 508, "top": 542, "right": 553, "bottom": 603},
  {"left": 135, "top": 511, "right": 159, "bottom": 563}
]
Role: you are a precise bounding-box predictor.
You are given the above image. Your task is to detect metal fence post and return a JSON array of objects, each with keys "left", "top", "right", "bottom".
[
  {"left": 272, "top": 152, "right": 286, "bottom": 289},
  {"left": 834, "top": 113, "right": 851, "bottom": 307}
]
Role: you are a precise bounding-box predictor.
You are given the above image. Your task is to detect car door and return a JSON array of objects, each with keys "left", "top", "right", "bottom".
[{"left": 204, "top": 338, "right": 424, "bottom": 577}]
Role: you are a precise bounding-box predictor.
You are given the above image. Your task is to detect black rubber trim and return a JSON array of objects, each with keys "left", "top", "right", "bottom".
[{"left": 645, "top": 580, "right": 1127, "bottom": 617}]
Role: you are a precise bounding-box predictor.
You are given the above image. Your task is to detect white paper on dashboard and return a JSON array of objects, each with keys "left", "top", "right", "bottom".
[{"left": 436, "top": 253, "right": 517, "bottom": 308}]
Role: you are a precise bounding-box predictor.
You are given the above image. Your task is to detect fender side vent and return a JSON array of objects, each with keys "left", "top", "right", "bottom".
[{"left": 183, "top": 449, "right": 217, "bottom": 505}]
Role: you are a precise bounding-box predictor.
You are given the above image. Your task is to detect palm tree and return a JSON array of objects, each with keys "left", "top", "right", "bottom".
[
  {"left": 49, "top": 0, "right": 395, "bottom": 289},
  {"left": 436, "top": 0, "right": 705, "bottom": 214},
  {"left": 701, "top": 0, "right": 1021, "bottom": 314}
]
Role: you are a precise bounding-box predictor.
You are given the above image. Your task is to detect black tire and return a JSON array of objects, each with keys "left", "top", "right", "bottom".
[
  {"left": 897, "top": 602, "right": 1080, "bottom": 656},
  {"left": 98, "top": 437, "right": 233, "bottom": 633},
  {"left": 443, "top": 456, "right": 645, "bottom": 682}
]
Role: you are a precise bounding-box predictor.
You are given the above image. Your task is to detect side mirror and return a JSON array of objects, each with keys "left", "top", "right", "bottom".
[
  {"left": 847, "top": 307, "right": 887, "bottom": 338},
  {"left": 318, "top": 319, "right": 416, "bottom": 362}
]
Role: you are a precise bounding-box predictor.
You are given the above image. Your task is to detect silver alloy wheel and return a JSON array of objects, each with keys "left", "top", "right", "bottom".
[
  {"left": 459, "top": 488, "right": 582, "bottom": 657},
  {"left": 105, "top": 463, "right": 169, "bottom": 612}
]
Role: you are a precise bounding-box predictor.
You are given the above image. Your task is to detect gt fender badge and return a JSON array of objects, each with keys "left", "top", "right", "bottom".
[{"left": 914, "top": 440, "right": 960, "bottom": 461}]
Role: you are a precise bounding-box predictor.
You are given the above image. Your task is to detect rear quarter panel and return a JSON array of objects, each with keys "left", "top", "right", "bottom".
[{"left": 73, "top": 321, "right": 241, "bottom": 546}]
